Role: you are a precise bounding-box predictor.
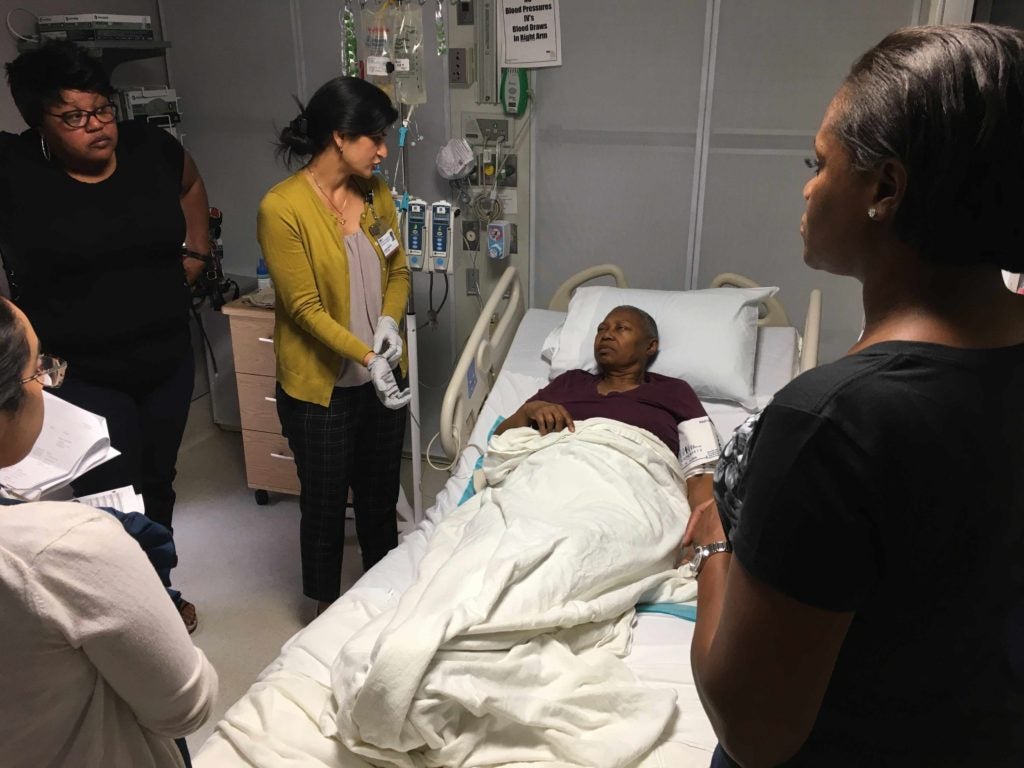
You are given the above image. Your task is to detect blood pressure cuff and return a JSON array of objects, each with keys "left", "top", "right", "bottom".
[{"left": 678, "top": 415, "right": 722, "bottom": 479}]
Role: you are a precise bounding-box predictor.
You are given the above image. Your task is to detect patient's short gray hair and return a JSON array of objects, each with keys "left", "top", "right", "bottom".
[{"left": 612, "top": 305, "right": 659, "bottom": 342}]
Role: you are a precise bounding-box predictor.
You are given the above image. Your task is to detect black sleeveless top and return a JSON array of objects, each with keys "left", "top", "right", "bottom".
[{"left": 0, "top": 122, "right": 189, "bottom": 388}]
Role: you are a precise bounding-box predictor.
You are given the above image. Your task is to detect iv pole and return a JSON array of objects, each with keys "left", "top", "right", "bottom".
[{"left": 398, "top": 105, "right": 424, "bottom": 524}]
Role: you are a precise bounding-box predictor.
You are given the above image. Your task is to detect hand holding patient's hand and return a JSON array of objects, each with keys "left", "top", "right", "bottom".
[{"left": 523, "top": 401, "right": 574, "bottom": 435}]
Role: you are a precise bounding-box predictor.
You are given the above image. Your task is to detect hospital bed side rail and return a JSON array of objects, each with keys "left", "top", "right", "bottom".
[
  {"left": 800, "top": 288, "right": 822, "bottom": 373},
  {"left": 547, "top": 264, "right": 629, "bottom": 312},
  {"left": 438, "top": 264, "right": 630, "bottom": 460},
  {"left": 438, "top": 266, "right": 525, "bottom": 460},
  {"left": 710, "top": 272, "right": 822, "bottom": 373}
]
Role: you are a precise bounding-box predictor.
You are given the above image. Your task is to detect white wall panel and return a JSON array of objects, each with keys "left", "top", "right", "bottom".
[
  {"left": 699, "top": 151, "right": 864, "bottom": 356},
  {"left": 711, "top": 0, "right": 915, "bottom": 132},
  {"left": 532, "top": 0, "right": 709, "bottom": 305},
  {"left": 696, "top": 0, "right": 921, "bottom": 361},
  {"left": 535, "top": 140, "right": 695, "bottom": 293},
  {"left": 161, "top": 1, "right": 297, "bottom": 276}
]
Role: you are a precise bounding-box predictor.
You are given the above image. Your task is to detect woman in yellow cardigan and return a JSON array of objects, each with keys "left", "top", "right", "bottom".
[{"left": 257, "top": 77, "right": 410, "bottom": 616}]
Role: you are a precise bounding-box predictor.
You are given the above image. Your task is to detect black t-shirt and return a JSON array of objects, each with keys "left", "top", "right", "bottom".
[
  {"left": 0, "top": 122, "right": 190, "bottom": 387},
  {"left": 713, "top": 340, "right": 1024, "bottom": 766}
]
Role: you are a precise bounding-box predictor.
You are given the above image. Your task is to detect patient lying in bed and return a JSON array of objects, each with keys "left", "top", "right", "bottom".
[{"left": 496, "top": 305, "right": 721, "bottom": 505}]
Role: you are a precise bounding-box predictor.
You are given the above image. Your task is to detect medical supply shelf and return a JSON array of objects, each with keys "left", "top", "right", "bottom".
[
  {"left": 16, "top": 40, "right": 172, "bottom": 73},
  {"left": 222, "top": 298, "right": 299, "bottom": 504}
]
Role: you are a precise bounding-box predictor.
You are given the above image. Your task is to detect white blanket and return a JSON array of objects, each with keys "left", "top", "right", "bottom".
[{"left": 324, "top": 418, "right": 699, "bottom": 768}]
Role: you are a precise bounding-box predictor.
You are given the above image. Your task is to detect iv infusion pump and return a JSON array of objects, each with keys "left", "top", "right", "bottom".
[
  {"left": 402, "top": 199, "right": 455, "bottom": 273},
  {"left": 430, "top": 200, "right": 454, "bottom": 273},
  {"left": 405, "top": 198, "right": 428, "bottom": 270}
]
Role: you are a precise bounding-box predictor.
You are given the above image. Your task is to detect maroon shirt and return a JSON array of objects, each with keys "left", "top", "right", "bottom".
[{"left": 527, "top": 369, "right": 706, "bottom": 454}]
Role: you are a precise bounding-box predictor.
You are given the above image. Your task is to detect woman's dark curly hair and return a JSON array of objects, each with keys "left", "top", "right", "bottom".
[
  {"left": 832, "top": 24, "right": 1024, "bottom": 271},
  {"left": 5, "top": 40, "right": 115, "bottom": 128}
]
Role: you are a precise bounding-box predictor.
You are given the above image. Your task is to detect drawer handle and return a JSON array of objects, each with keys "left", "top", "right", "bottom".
[
  {"left": 264, "top": 396, "right": 277, "bottom": 403},
  {"left": 258, "top": 337, "right": 274, "bottom": 344},
  {"left": 270, "top": 452, "right": 294, "bottom": 461}
]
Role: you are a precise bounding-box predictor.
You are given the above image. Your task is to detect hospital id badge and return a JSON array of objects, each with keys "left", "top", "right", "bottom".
[{"left": 377, "top": 228, "right": 400, "bottom": 258}]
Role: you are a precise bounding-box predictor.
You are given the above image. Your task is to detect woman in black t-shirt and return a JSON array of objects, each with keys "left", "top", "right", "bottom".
[
  {"left": 0, "top": 41, "right": 212, "bottom": 634},
  {"left": 684, "top": 25, "right": 1024, "bottom": 767}
]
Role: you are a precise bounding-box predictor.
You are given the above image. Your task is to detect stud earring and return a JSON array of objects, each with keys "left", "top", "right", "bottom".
[
  {"left": 40, "top": 135, "right": 51, "bottom": 162},
  {"left": 867, "top": 207, "right": 877, "bottom": 220}
]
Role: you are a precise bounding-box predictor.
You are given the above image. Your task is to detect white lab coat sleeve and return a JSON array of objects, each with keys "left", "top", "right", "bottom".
[
  {"left": 29, "top": 510, "right": 218, "bottom": 738},
  {"left": 678, "top": 415, "right": 722, "bottom": 480}
]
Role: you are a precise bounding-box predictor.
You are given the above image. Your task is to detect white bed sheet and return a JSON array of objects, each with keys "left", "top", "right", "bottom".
[{"left": 197, "top": 309, "right": 799, "bottom": 767}]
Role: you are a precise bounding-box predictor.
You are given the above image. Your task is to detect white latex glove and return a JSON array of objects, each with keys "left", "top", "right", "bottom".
[
  {"left": 373, "top": 316, "right": 403, "bottom": 365},
  {"left": 367, "top": 354, "right": 411, "bottom": 410}
]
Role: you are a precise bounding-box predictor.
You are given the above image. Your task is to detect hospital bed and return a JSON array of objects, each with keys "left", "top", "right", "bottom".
[{"left": 195, "top": 266, "right": 823, "bottom": 768}]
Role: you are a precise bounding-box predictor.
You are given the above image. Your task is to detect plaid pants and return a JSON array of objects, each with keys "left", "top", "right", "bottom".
[{"left": 276, "top": 379, "right": 406, "bottom": 601}]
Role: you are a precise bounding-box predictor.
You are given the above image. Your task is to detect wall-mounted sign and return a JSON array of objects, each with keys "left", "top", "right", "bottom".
[{"left": 497, "top": 0, "right": 562, "bottom": 68}]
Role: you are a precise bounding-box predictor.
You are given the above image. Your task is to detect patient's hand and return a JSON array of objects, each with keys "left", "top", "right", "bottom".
[
  {"left": 523, "top": 401, "right": 575, "bottom": 435},
  {"left": 683, "top": 498, "right": 725, "bottom": 548}
]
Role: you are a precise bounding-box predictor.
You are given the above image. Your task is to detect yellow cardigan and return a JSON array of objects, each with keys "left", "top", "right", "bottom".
[{"left": 256, "top": 171, "right": 410, "bottom": 406}]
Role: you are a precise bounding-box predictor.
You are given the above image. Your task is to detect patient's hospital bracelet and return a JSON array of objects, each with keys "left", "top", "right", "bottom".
[
  {"left": 678, "top": 416, "right": 722, "bottom": 478},
  {"left": 690, "top": 541, "right": 732, "bottom": 578}
]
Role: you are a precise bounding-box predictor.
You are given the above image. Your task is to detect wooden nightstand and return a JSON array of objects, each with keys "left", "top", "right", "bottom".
[{"left": 222, "top": 298, "right": 299, "bottom": 504}]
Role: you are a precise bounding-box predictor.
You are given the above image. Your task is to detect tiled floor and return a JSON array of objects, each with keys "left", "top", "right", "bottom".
[{"left": 174, "top": 395, "right": 449, "bottom": 750}]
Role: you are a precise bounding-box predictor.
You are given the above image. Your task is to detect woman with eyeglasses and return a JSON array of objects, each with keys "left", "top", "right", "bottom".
[
  {"left": 258, "top": 76, "right": 410, "bottom": 618},
  {"left": 0, "top": 41, "right": 212, "bottom": 631},
  {"left": 0, "top": 297, "right": 217, "bottom": 768}
]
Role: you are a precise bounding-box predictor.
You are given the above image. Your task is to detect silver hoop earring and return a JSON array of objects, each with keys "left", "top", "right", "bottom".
[
  {"left": 40, "top": 135, "right": 51, "bottom": 162},
  {"left": 867, "top": 207, "right": 877, "bottom": 220}
]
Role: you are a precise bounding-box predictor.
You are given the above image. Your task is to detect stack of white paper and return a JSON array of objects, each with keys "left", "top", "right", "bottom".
[
  {"left": 74, "top": 485, "right": 145, "bottom": 514},
  {"left": 0, "top": 392, "right": 119, "bottom": 500}
]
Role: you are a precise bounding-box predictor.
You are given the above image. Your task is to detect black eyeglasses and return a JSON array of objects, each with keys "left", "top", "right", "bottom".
[
  {"left": 46, "top": 103, "right": 118, "bottom": 129},
  {"left": 22, "top": 354, "right": 67, "bottom": 389}
]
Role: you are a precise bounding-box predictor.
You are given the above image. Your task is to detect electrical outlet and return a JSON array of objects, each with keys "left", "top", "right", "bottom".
[
  {"left": 466, "top": 267, "right": 480, "bottom": 295},
  {"left": 456, "top": 0, "right": 474, "bottom": 25},
  {"left": 461, "top": 220, "right": 480, "bottom": 251},
  {"left": 448, "top": 47, "right": 472, "bottom": 87},
  {"left": 462, "top": 113, "right": 509, "bottom": 144}
]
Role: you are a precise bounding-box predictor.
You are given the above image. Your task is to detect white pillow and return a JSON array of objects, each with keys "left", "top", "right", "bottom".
[
  {"left": 540, "top": 322, "right": 563, "bottom": 363},
  {"left": 548, "top": 285, "right": 779, "bottom": 408}
]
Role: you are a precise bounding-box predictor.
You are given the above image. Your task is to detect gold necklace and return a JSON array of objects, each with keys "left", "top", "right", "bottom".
[{"left": 307, "top": 168, "right": 350, "bottom": 225}]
